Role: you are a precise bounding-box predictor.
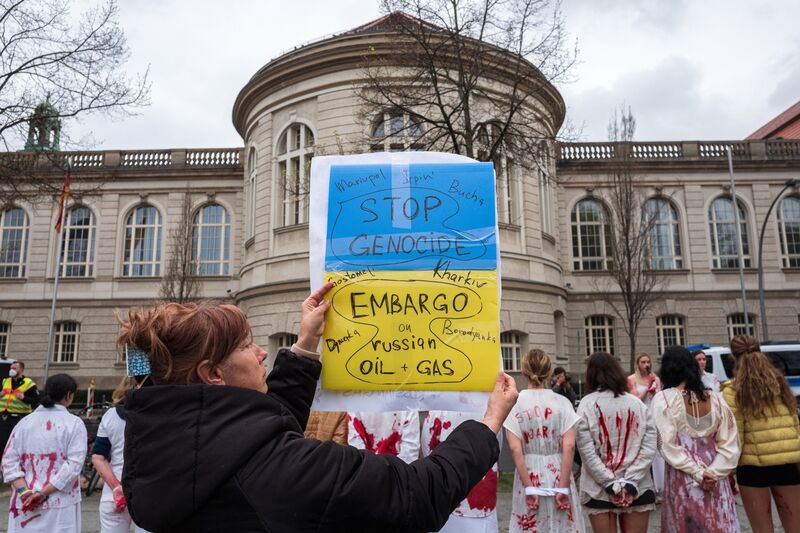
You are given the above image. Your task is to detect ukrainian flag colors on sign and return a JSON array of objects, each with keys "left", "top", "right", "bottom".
[{"left": 321, "top": 162, "right": 499, "bottom": 391}]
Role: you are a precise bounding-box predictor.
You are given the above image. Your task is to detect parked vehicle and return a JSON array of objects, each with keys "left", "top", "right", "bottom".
[{"left": 695, "top": 342, "right": 800, "bottom": 397}]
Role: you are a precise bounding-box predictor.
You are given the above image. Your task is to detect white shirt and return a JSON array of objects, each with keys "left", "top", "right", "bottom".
[
  {"left": 2, "top": 404, "right": 87, "bottom": 510},
  {"left": 96, "top": 407, "right": 127, "bottom": 503},
  {"left": 347, "top": 411, "right": 420, "bottom": 464},
  {"left": 701, "top": 371, "right": 721, "bottom": 393}
]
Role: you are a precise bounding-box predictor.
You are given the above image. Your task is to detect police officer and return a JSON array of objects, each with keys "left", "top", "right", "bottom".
[{"left": 0, "top": 360, "right": 39, "bottom": 452}]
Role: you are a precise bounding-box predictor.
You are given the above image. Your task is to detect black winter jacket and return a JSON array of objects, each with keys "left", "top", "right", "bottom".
[{"left": 123, "top": 349, "right": 499, "bottom": 532}]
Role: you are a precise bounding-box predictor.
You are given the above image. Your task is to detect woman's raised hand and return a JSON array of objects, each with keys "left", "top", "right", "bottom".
[
  {"left": 296, "top": 283, "right": 333, "bottom": 352},
  {"left": 482, "top": 372, "right": 519, "bottom": 433}
]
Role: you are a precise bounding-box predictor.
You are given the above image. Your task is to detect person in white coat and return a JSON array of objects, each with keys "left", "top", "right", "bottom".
[
  {"left": 91, "top": 377, "right": 150, "bottom": 533},
  {"left": 347, "top": 411, "right": 420, "bottom": 463},
  {"left": 2, "top": 373, "right": 87, "bottom": 533}
]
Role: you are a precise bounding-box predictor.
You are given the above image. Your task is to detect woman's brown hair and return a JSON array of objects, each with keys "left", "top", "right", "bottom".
[
  {"left": 116, "top": 302, "right": 251, "bottom": 385},
  {"left": 111, "top": 376, "right": 137, "bottom": 404},
  {"left": 521, "top": 348, "right": 553, "bottom": 387},
  {"left": 730, "top": 335, "right": 797, "bottom": 419},
  {"left": 585, "top": 352, "right": 628, "bottom": 397}
]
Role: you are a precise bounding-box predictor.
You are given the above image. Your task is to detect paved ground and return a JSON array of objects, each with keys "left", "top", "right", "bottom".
[{"left": 0, "top": 488, "right": 784, "bottom": 532}]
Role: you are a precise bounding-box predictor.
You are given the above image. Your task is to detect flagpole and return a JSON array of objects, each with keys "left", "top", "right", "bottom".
[{"left": 43, "top": 159, "right": 71, "bottom": 382}]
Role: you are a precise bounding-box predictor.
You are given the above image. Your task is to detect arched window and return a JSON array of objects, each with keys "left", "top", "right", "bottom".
[
  {"left": 122, "top": 205, "right": 162, "bottom": 277},
  {"left": 277, "top": 123, "right": 314, "bottom": 227},
  {"left": 778, "top": 195, "right": 800, "bottom": 268},
  {"left": 370, "top": 111, "right": 423, "bottom": 152},
  {"left": 500, "top": 331, "right": 524, "bottom": 372},
  {"left": 59, "top": 205, "right": 96, "bottom": 277},
  {"left": 709, "top": 197, "right": 751, "bottom": 269},
  {"left": 644, "top": 198, "right": 682, "bottom": 269},
  {"left": 0, "top": 322, "right": 9, "bottom": 359},
  {"left": 656, "top": 315, "right": 685, "bottom": 355},
  {"left": 192, "top": 203, "right": 231, "bottom": 276},
  {"left": 53, "top": 321, "right": 80, "bottom": 363},
  {"left": 585, "top": 315, "right": 614, "bottom": 356},
  {"left": 0, "top": 207, "right": 29, "bottom": 278},
  {"left": 572, "top": 199, "right": 611, "bottom": 271},
  {"left": 727, "top": 312, "right": 755, "bottom": 339},
  {"left": 246, "top": 147, "right": 257, "bottom": 240},
  {"left": 477, "top": 123, "right": 518, "bottom": 226}
]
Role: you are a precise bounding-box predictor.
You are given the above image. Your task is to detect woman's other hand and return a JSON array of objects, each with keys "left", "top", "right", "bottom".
[
  {"left": 525, "top": 493, "right": 539, "bottom": 511},
  {"left": 112, "top": 485, "right": 127, "bottom": 512},
  {"left": 482, "top": 372, "right": 518, "bottom": 433},
  {"left": 555, "top": 492, "right": 571, "bottom": 511},
  {"left": 296, "top": 283, "right": 333, "bottom": 352},
  {"left": 700, "top": 471, "right": 717, "bottom": 491}
]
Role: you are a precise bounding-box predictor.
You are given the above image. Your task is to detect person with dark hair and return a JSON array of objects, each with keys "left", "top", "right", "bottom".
[
  {"left": 1, "top": 373, "right": 86, "bottom": 532},
  {"left": 504, "top": 349, "right": 585, "bottom": 532},
  {"left": 0, "top": 360, "right": 39, "bottom": 453},
  {"left": 652, "top": 345, "right": 740, "bottom": 532},
  {"left": 722, "top": 335, "right": 800, "bottom": 533},
  {"left": 691, "top": 350, "right": 720, "bottom": 392},
  {"left": 118, "top": 285, "right": 519, "bottom": 533},
  {"left": 551, "top": 366, "right": 577, "bottom": 406},
  {"left": 575, "top": 352, "right": 656, "bottom": 533}
]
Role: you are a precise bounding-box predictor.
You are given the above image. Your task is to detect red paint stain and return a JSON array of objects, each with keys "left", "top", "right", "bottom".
[
  {"left": 544, "top": 407, "right": 553, "bottom": 420},
  {"left": 516, "top": 512, "right": 538, "bottom": 531},
  {"left": 45, "top": 421, "right": 52, "bottom": 431},
  {"left": 595, "top": 405, "right": 614, "bottom": 467},
  {"left": 375, "top": 431, "right": 401, "bottom": 456},
  {"left": 9, "top": 493, "right": 19, "bottom": 518},
  {"left": 351, "top": 418, "right": 375, "bottom": 450},
  {"left": 443, "top": 421, "right": 452, "bottom": 429},
  {"left": 523, "top": 430, "right": 531, "bottom": 444},
  {"left": 466, "top": 469, "right": 498, "bottom": 511},
  {"left": 20, "top": 513, "right": 41, "bottom": 528},
  {"left": 615, "top": 410, "right": 635, "bottom": 470},
  {"left": 529, "top": 472, "right": 541, "bottom": 487},
  {"left": 41, "top": 452, "right": 57, "bottom": 485},
  {"left": 429, "top": 418, "right": 444, "bottom": 450}
]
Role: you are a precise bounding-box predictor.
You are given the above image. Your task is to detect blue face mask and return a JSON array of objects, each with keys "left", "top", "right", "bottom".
[{"left": 125, "top": 345, "right": 152, "bottom": 379}]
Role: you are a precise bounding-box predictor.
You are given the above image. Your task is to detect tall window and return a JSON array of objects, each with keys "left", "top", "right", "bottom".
[
  {"left": 192, "top": 203, "right": 231, "bottom": 276},
  {"left": 277, "top": 124, "right": 314, "bottom": 227},
  {"left": 0, "top": 322, "right": 9, "bottom": 359},
  {"left": 275, "top": 334, "right": 298, "bottom": 351},
  {"left": 538, "top": 147, "right": 554, "bottom": 235},
  {"left": 656, "top": 315, "right": 685, "bottom": 355},
  {"left": 53, "top": 321, "right": 80, "bottom": 363},
  {"left": 0, "top": 207, "right": 29, "bottom": 278},
  {"left": 477, "top": 123, "right": 518, "bottom": 226},
  {"left": 59, "top": 206, "right": 96, "bottom": 277},
  {"left": 585, "top": 316, "right": 615, "bottom": 356},
  {"left": 778, "top": 196, "right": 800, "bottom": 268},
  {"left": 709, "top": 197, "right": 751, "bottom": 268},
  {"left": 370, "top": 111, "right": 422, "bottom": 152},
  {"left": 727, "top": 313, "right": 756, "bottom": 339},
  {"left": 500, "top": 331, "right": 522, "bottom": 372},
  {"left": 572, "top": 199, "right": 612, "bottom": 271},
  {"left": 644, "top": 198, "right": 683, "bottom": 269},
  {"left": 122, "top": 205, "right": 162, "bottom": 276},
  {"left": 246, "top": 147, "right": 257, "bottom": 240}
]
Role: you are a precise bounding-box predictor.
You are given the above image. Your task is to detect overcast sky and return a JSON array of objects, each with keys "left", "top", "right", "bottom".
[{"left": 70, "top": 0, "right": 800, "bottom": 149}]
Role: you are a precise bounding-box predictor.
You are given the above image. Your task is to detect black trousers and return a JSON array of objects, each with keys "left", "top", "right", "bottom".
[{"left": 0, "top": 413, "right": 23, "bottom": 455}]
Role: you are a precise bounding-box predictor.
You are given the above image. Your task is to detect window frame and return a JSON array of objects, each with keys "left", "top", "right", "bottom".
[
  {"left": 656, "top": 315, "right": 685, "bottom": 355},
  {"left": 191, "top": 203, "right": 231, "bottom": 276},
  {"left": 572, "top": 199, "right": 612, "bottom": 271},
  {"left": 500, "top": 331, "right": 523, "bottom": 372},
  {"left": 369, "top": 111, "right": 423, "bottom": 152},
  {"left": 0, "top": 322, "right": 9, "bottom": 359},
  {"left": 708, "top": 196, "right": 751, "bottom": 269},
  {"left": 53, "top": 321, "right": 80, "bottom": 363},
  {"left": 122, "top": 204, "right": 163, "bottom": 277},
  {"left": 276, "top": 123, "right": 314, "bottom": 227},
  {"left": 0, "top": 206, "right": 30, "bottom": 278},
  {"left": 59, "top": 205, "right": 96, "bottom": 277},
  {"left": 643, "top": 198, "right": 683, "bottom": 270},
  {"left": 778, "top": 195, "right": 800, "bottom": 268},
  {"left": 727, "top": 313, "right": 756, "bottom": 340},
  {"left": 585, "top": 315, "right": 615, "bottom": 356}
]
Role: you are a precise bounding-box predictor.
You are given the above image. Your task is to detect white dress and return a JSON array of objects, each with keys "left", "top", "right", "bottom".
[
  {"left": 631, "top": 382, "right": 666, "bottom": 493},
  {"left": 1, "top": 404, "right": 87, "bottom": 533},
  {"left": 422, "top": 411, "right": 498, "bottom": 533},
  {"left": 504, "top": 389, "right": 585, "bottom": 533},
  {"left": 347, "top": 411, "right": 420, "bottom": 463}
]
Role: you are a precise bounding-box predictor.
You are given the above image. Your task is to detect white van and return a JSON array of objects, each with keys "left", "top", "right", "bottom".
[{"left": 700, "top": 342, "right": 800, "bottom": 398}]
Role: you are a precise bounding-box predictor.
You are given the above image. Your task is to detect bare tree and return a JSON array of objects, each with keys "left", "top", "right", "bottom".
[
  {"left": 159, "top": 189, "right": 199, "bottom": 304},
  {"left": 356, "top": 0, "right": 577, "bottom": 165},
  {"left": 0, "top": 0, "right": 150, "bottom": 204},
  {"left": 598, "top": 106, "right": 669, "bottom": 370}
]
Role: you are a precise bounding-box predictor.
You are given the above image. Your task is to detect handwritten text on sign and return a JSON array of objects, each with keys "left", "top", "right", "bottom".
[{"left": 322, "top": 163, "right": 499, "bottom": 391}]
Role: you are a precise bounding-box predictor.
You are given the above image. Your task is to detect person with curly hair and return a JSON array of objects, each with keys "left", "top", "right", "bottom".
[
  {"left": 652, "top": 346, "right": 740, "bottom": 532},
  {"left": 722, "top": 335, "right": 800, "bottom": 533}
]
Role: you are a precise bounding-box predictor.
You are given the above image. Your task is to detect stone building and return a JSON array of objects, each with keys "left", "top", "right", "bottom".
[{"left": 1, "top": 15, "right": 799, "bottom": 389}]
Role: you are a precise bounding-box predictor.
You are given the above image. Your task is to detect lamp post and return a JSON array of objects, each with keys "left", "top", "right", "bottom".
[{"left": 757, "top": 176, "right": 800, "bottom": 342}]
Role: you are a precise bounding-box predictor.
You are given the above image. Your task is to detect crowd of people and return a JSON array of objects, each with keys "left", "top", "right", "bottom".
[{"left": 0, "top": 287, "right": 798, "bottom": 532}]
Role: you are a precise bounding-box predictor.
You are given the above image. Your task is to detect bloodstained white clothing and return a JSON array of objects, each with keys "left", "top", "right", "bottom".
[
  {"left": 347, "top": 411, "right": 420, "bottom": 464},
  {"left": 701, "top": 372, "right": 721, "bottom": 393},
  {"left": 2, "top": 404, "right": 86, "bottom": 532},
  {"left": 422, "top": 411, "right": 499, "bottom": 532}
]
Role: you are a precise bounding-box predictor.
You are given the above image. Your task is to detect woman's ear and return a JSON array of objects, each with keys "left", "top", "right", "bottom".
[{"left": 196, "top": 360, "right": 225, "bottom": 386}]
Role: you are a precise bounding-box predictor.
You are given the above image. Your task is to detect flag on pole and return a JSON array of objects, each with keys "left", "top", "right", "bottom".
[{"left": 54, "top": 164, "right": 71, "bottom": 232}]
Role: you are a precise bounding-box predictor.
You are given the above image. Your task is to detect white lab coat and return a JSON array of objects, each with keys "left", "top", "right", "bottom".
[
  {"left": 2, "top": 404, "right": 86, "bottom": 532},
  {"left": 347, "top": 411, "right": 420, "bottom": 463}
]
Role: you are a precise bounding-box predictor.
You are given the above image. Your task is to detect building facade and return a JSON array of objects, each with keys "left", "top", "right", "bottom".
[{"left": 1, "top": 18, "right": 800, "bottom": 389}]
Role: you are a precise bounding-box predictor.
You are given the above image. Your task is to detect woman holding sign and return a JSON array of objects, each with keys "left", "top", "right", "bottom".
[
  {"left": 504, "top": 348, "right": 585, "bottom": 533},
  {"left": 117, "top": 284, "right": 519, "bottom": 533}
]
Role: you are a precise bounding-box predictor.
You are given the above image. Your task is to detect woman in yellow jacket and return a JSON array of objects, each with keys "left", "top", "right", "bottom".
[{"left": 722, "top": 335, "right": 800, "bottom": 533}]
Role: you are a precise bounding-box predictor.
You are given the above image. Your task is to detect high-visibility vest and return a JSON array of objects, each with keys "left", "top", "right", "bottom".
[{"left": 1, "top": 377, "right": 35, "bottom": 415}]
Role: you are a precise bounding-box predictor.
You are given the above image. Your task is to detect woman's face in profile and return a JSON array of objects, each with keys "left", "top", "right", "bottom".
[
  {"left": 219, "top": 334, "right": 269, "bottom": 393},
  {"left": 695, "top": 352, "right": 706, "bottom": 372}
]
